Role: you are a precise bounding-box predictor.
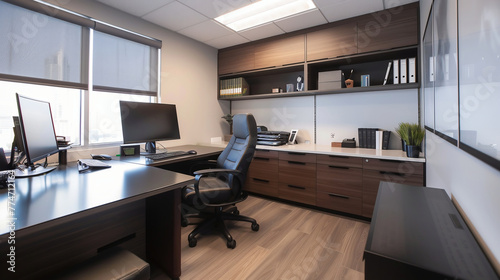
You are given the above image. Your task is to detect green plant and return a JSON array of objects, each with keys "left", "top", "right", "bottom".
[
  {"left": 395, "top": 122, "right": 410, "bottom": 143},
  {"left": 221, "top": 113, "right": 233, "bottom": 125},
  {"left": 407, "top": 123, "right": 425, "bottom": 146}
]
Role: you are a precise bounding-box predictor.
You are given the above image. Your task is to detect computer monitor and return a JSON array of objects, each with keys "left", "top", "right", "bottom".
[
  {"left": 15, "top": 94, "right": 59, "bottom": 177},
  {"left": 119, "top": 101, "right": 181, "bottom": 155}
]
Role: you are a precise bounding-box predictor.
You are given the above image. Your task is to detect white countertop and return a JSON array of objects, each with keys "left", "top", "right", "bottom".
[{"left": 200, "top": 142, "right": 425, "bottom": 162}]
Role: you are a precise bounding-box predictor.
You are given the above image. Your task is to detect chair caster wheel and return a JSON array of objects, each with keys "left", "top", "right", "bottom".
[
  {"left": 227, "top": 239, "right": 236, "bottom": 249},
  {"left": 251, "top": 223, "right": 260, "bottom": 231},
  {"left": 181, "top": 218, "right": 189, "bottom": 227},
  {"left": 232, "top": 209, "right": 240, "bottom": 215},
  {"left": 188, "top": 237, "right": 197, "bottom": 247}
]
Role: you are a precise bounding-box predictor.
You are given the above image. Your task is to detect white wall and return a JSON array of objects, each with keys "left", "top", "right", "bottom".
[
  {"left": 45, "top": 0, "right": 227, "bottom": 150},
  {"left": 420, "top": 0, "right": 500, "bottom": 266},
  {"left": 232, "top": 89, "right": 418, "bottom": 148}
]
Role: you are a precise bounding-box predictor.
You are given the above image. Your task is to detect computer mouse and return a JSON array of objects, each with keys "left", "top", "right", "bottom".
[
  {"left": 91, "top": 154, "right": 112, "bottom": 160},
  {"left": 187, "top": 150, "right": 197, "bottom": 155}
]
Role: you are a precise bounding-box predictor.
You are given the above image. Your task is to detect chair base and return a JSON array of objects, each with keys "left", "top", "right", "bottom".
[{"left": 183, "top": 207, "right": 259, "bottom": 249}]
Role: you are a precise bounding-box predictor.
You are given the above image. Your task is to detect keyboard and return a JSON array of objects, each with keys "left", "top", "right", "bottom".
[{"left": 145, "top": 151, "right": 189, "bottom": 160}]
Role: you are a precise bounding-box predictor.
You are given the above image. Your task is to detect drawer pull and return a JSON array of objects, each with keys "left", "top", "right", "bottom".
[
  {"left": 288, "top": 152, "right": 306, "bottom": 156},
  {"left": 328, "top": 165, "right": 349, "bottom": 170},
  {"left": 287, "top": 185, "right": 306, "bottom": 190},
  {"left": 252, "top": 178, "right": 270, "bottom": 183},
  {"left": 328, "top": 193, "right": 350, "bottom": 199},
  {"left": 379, "top": 159, "right": 403, "bottom": 163},
  {"left": 329, "top": 155, "right": 350, "bottom": 159},
  {"left": 379, "top": 171, "right": 405, "bottom": 177},
  {"left": 254, "top": 157, "right": 270, "bottom": 161},
  {"left": 288, "top": 161, "right": 306, "bottom": 165},
  {"left": 259, "top": 149, "right": 271, "bottom": 152}
]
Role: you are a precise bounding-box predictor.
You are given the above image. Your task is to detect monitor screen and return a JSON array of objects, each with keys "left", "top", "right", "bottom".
[
  {"left": 119, "top": 101, "right": 181, "bottom": 153},
  {"left": 16, "top": 94, "right": 59, "bottom": 176}
]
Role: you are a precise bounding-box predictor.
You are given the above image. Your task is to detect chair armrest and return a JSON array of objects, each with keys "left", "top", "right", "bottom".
[{"left": 193, "top": 168, "right": 241, "bottom": 176}]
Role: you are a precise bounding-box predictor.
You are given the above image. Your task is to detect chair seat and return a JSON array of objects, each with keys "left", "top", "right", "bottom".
[{"left": 182, "top": 177, "right": 234, "bottom": 206}]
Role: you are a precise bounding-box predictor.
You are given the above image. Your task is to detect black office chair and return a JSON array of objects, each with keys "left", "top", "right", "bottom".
[{"left": 181, "top": 113, "right": 259, "bottom": 249}]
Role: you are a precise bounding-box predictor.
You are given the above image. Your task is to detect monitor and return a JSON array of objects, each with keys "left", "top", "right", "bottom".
[
  {"left": 15, "top": 94, "right": 59, "bottom": 177},
  {"left": 119, "top": 101, "right": 181, "bottom": 155}
]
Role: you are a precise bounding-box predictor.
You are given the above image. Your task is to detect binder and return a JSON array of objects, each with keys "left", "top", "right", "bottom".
[
  {"left": 393, "top": 59, "right": 399, "bottom": 84},
  {"left": 408, "top": 57, "right": 416, "bottom": 83},
  {"left": 383, "top": 61, "right": 392, "bottom": 85},
  {"left": 400, "top": 58, "right": 407, "bottom": 84},
  {"left": 429, "top": 56, "right": 434, "bottom": 82},
  {"left": 382, "top": 131, "right": 391, "bottom": 150}
]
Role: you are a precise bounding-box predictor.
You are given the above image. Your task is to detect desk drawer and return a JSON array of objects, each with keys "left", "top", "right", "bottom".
[
  {"left": 317, "top": 164, "right": 362, "bottom": 198},
  {"left": 363, "top": 158, "right": 424, "bottom": 175},
  {"left": 279, "top": 151, "right": 316, "bottom": 163},
  {"left": 245, "top": 177, "right": 279, "bottom": 197},
  {"left": 317, "top": 191, "right": 362, "bottom": 215},
  {"left": 279, "top": 182, "right": 316, "bottom": 205},
  {"left": 316, "top": 154, "right": 362, "bottom": 168},
  {"left": 279, "top": 160, "right": 316, "bottom": 186},
  {"left": 248, "top": 158, "right": 279, "bottom": 180},
  {"left": 255, "top": 149, "right": 279, "bottom": 159}
]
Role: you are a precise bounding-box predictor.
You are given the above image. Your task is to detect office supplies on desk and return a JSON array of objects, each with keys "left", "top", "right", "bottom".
[
  {"left": 145, "top": 151, "right": 190, "bottom": 160},
  {"left": 257, "top": 131, "right": 290, "bottom": 146},
  {"left": 78, "top": 159, "right": 111, "bottom": 172},
  {"left": 91, "top": 154, "right": 112, "bottom": 160},
  {"left": 341, "top": 138, "right": 356, "bottom": 148}
]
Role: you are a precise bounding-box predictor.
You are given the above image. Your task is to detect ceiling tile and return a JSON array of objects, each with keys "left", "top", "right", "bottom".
[
  {"left": 319, "top": 0, "right": 384, "bottom": 22},
  {"left": 383, "top": 0, "right": 418, "bottom": 9},
  {"left": 142, "top": 1, "right": 208, "bottom": 31},
  {"left": 96, "top": 0, "right": 175, "bottom": 17},
  {"left": 178, "top": 0, "right": 253, "bottom": 18},
  {"left": 204, "top": 33, "right": 250, "bottom": 49},
  {"left": 274, "top": 9, "right": 328, "bottom": 33},
  {"left": 239, "top": 23, "right": 285, "bottom": 41},
  {"left": 178, "top": 20, "right": 234, "bottom": 43}
]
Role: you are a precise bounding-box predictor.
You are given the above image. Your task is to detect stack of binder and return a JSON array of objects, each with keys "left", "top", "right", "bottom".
[
  {"left": 358, "top": 128, "right": 391, "bottom": 149},
  {"left": 256, "top": 131, "right": 290, "bottom": 146},
  {"left": 392, "top": 57, "right": 416, "bottom": 84},
  {"left": 219, "top": 77, "right": 249, "bottom": 97}
]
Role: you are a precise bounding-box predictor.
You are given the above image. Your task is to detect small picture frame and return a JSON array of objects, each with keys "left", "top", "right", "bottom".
[{"left": 288, "top": 129, "right": 298, "bottom": 144}]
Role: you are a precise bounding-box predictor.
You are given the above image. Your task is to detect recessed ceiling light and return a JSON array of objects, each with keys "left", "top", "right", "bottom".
[{"left": 215, "top": 0, "right": 317, "bottom": 32}]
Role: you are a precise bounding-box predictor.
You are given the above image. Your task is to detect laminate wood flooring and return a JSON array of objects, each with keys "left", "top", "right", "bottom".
[{"left": 155, "top": 195, "right": 370, "bottom": 280}]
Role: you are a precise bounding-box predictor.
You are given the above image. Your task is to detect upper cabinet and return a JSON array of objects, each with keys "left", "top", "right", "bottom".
[
  {"left": 356, "top": 2, "right": 419, "bottom": 53},
  {"left": 218, "top": 44, "right": 255, "bottom": 75},
  {"left": 254, "top": 35, "right": 305, "bottom": 69},
  {"left": 306, "top": 22, "right": 358, "bottom": 61}
]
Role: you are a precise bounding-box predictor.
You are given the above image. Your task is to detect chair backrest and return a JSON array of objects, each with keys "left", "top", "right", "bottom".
[{"left": 216, "top": 114, "right": 257, "bottom": 186}]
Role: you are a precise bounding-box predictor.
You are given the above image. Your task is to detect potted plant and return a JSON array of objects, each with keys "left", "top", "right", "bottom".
[
  {"left": 406, "top": 123, "right": 425, "bottom": 158},
  {"left": 395, "top": 122, "right": 410, "bottom": 151}
]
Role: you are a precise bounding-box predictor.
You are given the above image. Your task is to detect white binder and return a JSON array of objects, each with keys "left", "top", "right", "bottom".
[
  {"left": 383, "top": 61, "right": 392, "bottom": 85},
  {"left": 400, "top": 58, "right": 407, "bottom": 83},
  {"left": 409, "top": 57, "right": 416, "bottom": 83},
  {"left": 393, "top": 59, "right": 399, "bottom": 84}
]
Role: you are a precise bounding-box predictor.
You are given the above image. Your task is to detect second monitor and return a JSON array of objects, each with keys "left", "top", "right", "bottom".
[{"left": 119, "top": 101, "right": 181, "bottom": 155}]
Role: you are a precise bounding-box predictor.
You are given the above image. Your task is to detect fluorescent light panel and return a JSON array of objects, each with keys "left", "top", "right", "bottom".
[{"left": 215, "top": 0, "right": 317, "bottom": 32}]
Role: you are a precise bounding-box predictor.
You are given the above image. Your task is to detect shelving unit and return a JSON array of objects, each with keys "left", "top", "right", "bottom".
[{"left": 217, "top": 2, "right": 420, "bottom": 101}]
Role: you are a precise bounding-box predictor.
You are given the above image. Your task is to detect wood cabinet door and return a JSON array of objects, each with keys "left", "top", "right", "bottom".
[
  {"left": 254, "top": 35, "right": 305, "bottom": 69},
  {"left": 306, "top": 22, "right": 358, "bottom": 61},
  {"left": 218, "top": 44, "right": 255, "bottom": 75},
  {"left": 356, "top": 2, "right": 418, "bottom": 53}
]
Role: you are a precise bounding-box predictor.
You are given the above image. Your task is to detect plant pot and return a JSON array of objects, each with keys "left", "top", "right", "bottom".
[
  {"left": 401, "top": 139, "right": 407, "bottom": 151},
  {"left": 406, "top": 145, "right": 420, "bottom": 158}
]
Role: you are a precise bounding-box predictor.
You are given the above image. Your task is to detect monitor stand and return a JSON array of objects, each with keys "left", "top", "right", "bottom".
[
  {"left": 141, "top": 141, "right": 157, "bottom": 155},
  {"left": 15, "top": 164, "right": 57, "bottom": 178}
]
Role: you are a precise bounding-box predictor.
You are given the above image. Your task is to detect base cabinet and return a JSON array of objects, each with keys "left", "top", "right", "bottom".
[{"left": 246, "top": 149, "right": 425, "bottom": 218}]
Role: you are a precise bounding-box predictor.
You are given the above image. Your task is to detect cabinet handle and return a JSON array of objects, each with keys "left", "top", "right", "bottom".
[
  {"left": 259, "top": 150, "right": 271, "bottom": 152},
  {"left": 329, "top": 155, "right": 350, "bottom": 159},
  {"left": 379, "top": 159, "right": 402, "bottom": 163},
  {"left": 288, "top": 161, "right": 306, "bottom": 165},
  {"left": 379, "top": 171, "right": 405, "bottom": 177},
  {"left": 254, "top": 157, "right": 270, "bottom": 161},
  {"left": 287, "top": 185, "right": 306, "bottom": 190},
  {"left": 288, "top": 152, "right": 306, "bottom": 156},
  {"left": 328, "top": 165, "right": 349, "bottom": 170},
  {"left": 328, "top": 193, "right": 350, "bottom": 199},
  {"left": 252, "top": 178, "right": 270, "bottom": 183}
]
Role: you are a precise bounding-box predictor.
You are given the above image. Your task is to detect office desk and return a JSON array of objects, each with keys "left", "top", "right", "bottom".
[{"left": 0, "top": 160, "right": 194, "bottom": 279}]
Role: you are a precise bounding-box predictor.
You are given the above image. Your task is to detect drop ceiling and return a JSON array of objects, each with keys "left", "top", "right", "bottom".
[{"left": 96, "top": 0, "right": 418, "bottom": 49}]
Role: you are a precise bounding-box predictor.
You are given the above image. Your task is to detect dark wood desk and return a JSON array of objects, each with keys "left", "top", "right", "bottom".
[
  {"left": 364, "top": 182, "right": 499, "bottom": 280},
  {"left": 0, "top": 160, "right": 194, "bottom": 279}
]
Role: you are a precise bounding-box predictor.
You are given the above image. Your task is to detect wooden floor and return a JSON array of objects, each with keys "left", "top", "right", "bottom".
[{"left": 156, "top": 195, "right": 370, "bottom": 280}]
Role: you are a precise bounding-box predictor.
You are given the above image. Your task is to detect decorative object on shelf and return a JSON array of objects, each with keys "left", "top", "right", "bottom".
[
  {"left": 296, "top": 75, "right": 304, "bottom": 91},
  {"left": 272, "top": 88, "right": 281, "bottom": 93},
  {"left": 395, "top": 122, "right": 410, "bottom": 151},
  {"left": 361, "top": 74, "right": 370, "bottom": 87},
  {"left": 286, "top": 84, "right": 294, "bottom": 92},
  {"left": 330, "top": 132, "right": 341, "bottom": 147},
  {"left": 221, "top": 113, "right": 234, "bottom": 135},
  {"left": 406, "top": 123, "right": 425, "bottom": 158},
  {"left": 344, "top": 69, "right": 354, "bottom": 88}
]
